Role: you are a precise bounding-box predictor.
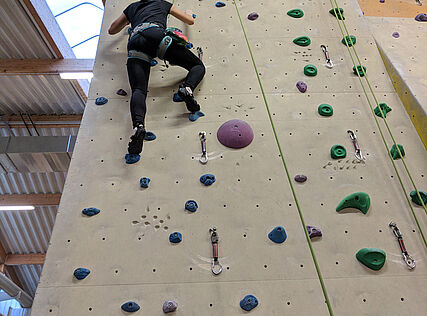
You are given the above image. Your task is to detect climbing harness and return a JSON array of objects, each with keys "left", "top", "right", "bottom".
[
  {"left": 347, "top": 130, "right": 364, "bottom": 161},
  {"left": 199, "top": 131, "right": 208, "bottom": 164},
  {"left": 209, "top": 227, "right": 222, "bottom": 275},
  {"left": 389, "top": 222, "right": 416, "bottom": 269},
  {"left": 197, "top": 47, "right": 203, "bottom": 61},
  {"left": 320, "top": 45, "right": 333, "bottom": 68}
]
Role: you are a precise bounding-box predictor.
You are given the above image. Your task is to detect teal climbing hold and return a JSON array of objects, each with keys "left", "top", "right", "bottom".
[
  {"left": 125, "top": 153, "right": 140, "bottom": 164},
  {"left": 356, "top": 248, "right": 386, "bottom": 271},
  {"left": 169, "top": 232, "right": 182, "bottom": 243},
  {"left": 268, "top": 226, "right": 287, "bottom": 243},
  {"left": 342, "top": 35, "right": 356, "bottom": 46},
  {"left": 140, "top": 177, "right": 150, "bottom": 188},
  {"left": 353, "top": 65, "right": 367, "bottom": 76},
  {"left": 318, "top": 104, "right": 333, "bottom": 116},
  {"left": 73, "top": 268, "right": 90, "bottom": 280},
  {"left": 287, "top": 9, "right": 304, "bottom": 18},
  {"left": 329, "top": 7, "right": 345, "bottom": 20},
  {"left": 185, "top": 200, "right": 198, "bottom": 212},
  {"left": 304, "top": 64, "right": 317, "bottom": 76},
  {"left": 374, "top": 103, "right": 392, "bottom": 118},
  {"left": 293, "top": 36, "right": 311, "bottom": 47},
  {"left": 410, "top": 190, "right": 427, "bottom": 206},
  {"left": 82, "top": 207, "right": 100, "bottom": 217},
  {"left": 336, "top": 192, "right": 371, "bottom": 214},
  {"left": 389, "top": 144, "right": 405, "bottom": 160},
  {"left": 330, "top": 144, "right": 346, "bottom": 159},
  {"left": 121, "top": 301, "right": 140, "bottom": 313}
]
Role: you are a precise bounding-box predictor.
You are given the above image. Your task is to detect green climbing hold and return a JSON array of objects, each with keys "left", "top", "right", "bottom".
[
  {"left": 336, "top": 192, "right": 370, "bottom": 214},
  {"left": 374, "top": 103, "right": 392, "bottom": 118},
  {"left": 293, "top": 36, "right": 311, "bottom": 47},
  {"left": 356, "top": 248, "right": 386, "bottom": 271},
  {"left": 287, "top": 9, "right": 304, "bottom": 18},
  {"left": 353, "top": 65, "right": 367, "bottom": 77},
  {"left": 410, "top": 190, "right": 427, "bottom": 206},
  {"left": 342, "top": 35, "right": 356, "bottom": 47},
  {"left": 330, "top": 144, "right": 346, "bottom": 159},
  {"left": 304, "top": 64, "right": 317, "bottom": 76},
  {"left": 318, "top": 104, "right": 333, "bottom": 116},
  {"left": 329, "top": 8, "right": 345, "bottom": 20},
  {"left": 389, "top": 144, "right": 405, "bottom": 160}
]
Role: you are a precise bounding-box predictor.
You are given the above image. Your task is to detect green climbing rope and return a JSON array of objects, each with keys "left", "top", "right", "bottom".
[
  {"left": 329, "top": 0, "right": 427, "bottom": 246},
  {"left": 233, "top": 2, "right": 334, "bottom": 315}
]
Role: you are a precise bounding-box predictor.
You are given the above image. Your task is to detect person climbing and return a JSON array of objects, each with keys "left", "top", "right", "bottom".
[{"left": 108, "top": 0, "right": 206, "bottom": 156}]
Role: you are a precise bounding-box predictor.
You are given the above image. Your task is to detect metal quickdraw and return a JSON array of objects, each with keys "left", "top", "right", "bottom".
[
  {"left": 347, "top": 130, "right": 364, "bottom": 161},
  {"left": 209, "top": 227, "right": 222, "bottom": 275},
  {"left": 197, "top": 47, "right": 203, "bottom": 61},
  {"left": 389, "top": 222, "right": 416, "bottom": 269},
  {"left": 321, "top": 45, "right": 333, "bottom": 68},
  {"left": 199, "top": 131, "right": 208, "bottom": 164}
]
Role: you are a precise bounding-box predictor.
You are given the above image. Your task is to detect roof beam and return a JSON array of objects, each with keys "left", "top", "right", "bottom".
[
  {"left": 5, "top": 254, "right": 45, "bottom": 266},
  {"left": 0, "top": 194, "right": 61, "bottom": 206},
  {"left": 0, "top": 59, "right": 94, "bottom": 75},
  {"left": 1, "top": 114, "right": 82, "bottom": 122}
]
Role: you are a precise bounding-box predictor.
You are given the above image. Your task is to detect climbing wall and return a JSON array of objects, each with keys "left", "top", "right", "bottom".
[{"left": 31, "top": 0, "right": 426, "bottom": 315}]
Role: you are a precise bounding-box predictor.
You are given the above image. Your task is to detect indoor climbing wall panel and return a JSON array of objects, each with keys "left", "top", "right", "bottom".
[{"left": 31, "top": 0, "right": 426, "bottom": 315}]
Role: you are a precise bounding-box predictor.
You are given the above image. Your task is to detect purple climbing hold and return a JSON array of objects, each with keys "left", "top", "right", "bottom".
[
  {"left": 415, "top": 13, "right": 427, "bottom": 22},
  {"left": 296, "top": 81, "right": 307, "bottom": 93},
  {"left": 116, "top": 89, "right": 127, "bottom": 96},
  {"left": 392, "top": 32, "right": 400, "bottom": 38},
  {"left": 307, "top": 225, "right": 322, "bottom": 239},
  {"left": 162, "top": 300, "right": 178, "bottom": 313},
  {"left": 379, "top": 0, "right": 385, "bottom": 3},
  {"left": 294, "top": 174, "right": 307, "bottom": 183},
  {"left": 248, "top": 12, "right": 259, "bottom": 21},
  {"left": 217, "top": 119, "right": 254, "bottom": 149}
]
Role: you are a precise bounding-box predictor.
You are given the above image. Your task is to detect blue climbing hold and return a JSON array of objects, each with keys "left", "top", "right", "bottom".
[
  {"left": 189, "top": 111, "right": 205, "bottom": 122},
  {"left": 95, "top": 97, "right": 108, "bottom": 105},
  {"left": 216, "top": 2, "right": 226, "bottom": 7},
  {"left": 140, "top": 177, "right": 150, "bottom": 188},
  {"left": 121, "top": 301, "right": 140, "bottom": 313},
  {"left": 73, "top": 268, "right": 90, "bottom": 280},
  {"left": 186, "top": 42, "right": 194, "bottom": 49},
  {"left": 240, "top": 295, "right": 258, "bottom": 311},
  {"left": 169, "top": 232, "right": 182, "bottom": 243},
  {"left": 268, "top": 226, "right": 287, "bottom": 243},
  {"left": 173, "top": 92, "right": 184, "bottom": 102},
  {"left": 200, "top": 174, "right": 216, "bottom": 186},
  {"left": 144, "top": 131, "right": 156, "bottom": 141},
  {"left": 125, "top": 153, "right": 140, "bottom": 164},
  {"left": 82, "top": 207, "right": 100, "bottom": 217},
  {"left": 151, "top": 59, "right": 158, "bottom": 66},
  {"left": 185, "top": 200, "right": 198, "bottom": 212},
  {"left": 192, "top": 14, "right": 197, "bottom": 18}
]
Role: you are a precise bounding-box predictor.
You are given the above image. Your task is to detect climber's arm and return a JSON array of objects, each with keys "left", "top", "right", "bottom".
[
  {"left": 108, "top": 13, "right": 129, "bottom": 35},
  {"left": 170, "top": 5, "right": 195, "bottom": 25}
]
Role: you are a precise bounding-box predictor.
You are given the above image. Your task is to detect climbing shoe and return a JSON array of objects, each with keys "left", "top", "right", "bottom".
[
  {"left": 128, "top": 124, "right": 146, "bottom": 155},
  {"left": 177, "top": 85, "right": 200, "bottom": 113}
]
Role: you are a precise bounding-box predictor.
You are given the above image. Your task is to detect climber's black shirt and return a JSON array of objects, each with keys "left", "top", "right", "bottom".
[{"left": 123, "top": 0, "right": 173, "bottom": 29}]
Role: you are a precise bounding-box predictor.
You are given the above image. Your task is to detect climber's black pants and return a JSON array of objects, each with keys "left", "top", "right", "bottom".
[{"left": 126, "top": 27, "right": 205, "bottom": 128}]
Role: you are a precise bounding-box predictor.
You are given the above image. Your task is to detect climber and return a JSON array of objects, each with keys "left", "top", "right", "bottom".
[{"left": 108, "top": 0, "right": 206, "bottom": 155}]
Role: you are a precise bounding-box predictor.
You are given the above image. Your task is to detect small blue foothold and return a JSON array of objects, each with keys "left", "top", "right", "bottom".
[
  {"left": 125, "top": 153, "right": 140, "bottom": 164},
  {"left": 216, "top": 1, "right": 226, "bottom": 7},
  {"left": 144, "top": 131, "right": 156, "bottom": 141},
  {"left": 186, "top": 42, "right": 194, "bottom": 49},
  {"left": 200, "top": 174, "right": 216, "bottom": 186},
  {"left": 73, "top": 268, "right": 90, "bottom": 280},
  {"left": 169, "top": 232, "right": 182, "bottom": 243},
  {"left": 189, "top": 111, "right": 205, "bottom": 122},
  {"left": 121, "top": 301, "right": 140, "bottom": 313},
  {"left": 140, "top": 177, "right": 150, "bottom": 188},
  {"left": 173, "top": 92, "right": 184, "bottom": 102},
  {"left": 268, "top": 226, "right": 287, "bottom": 243},
  {"left": 82, "top": 207, "right": 100, "bottom": 217},
  {"left": 95, "top": 97, "right": 108, "bottom": 105},
  {"left": 151, "top": 59, "right": 158, "bottom": 66},
  {"left": 240, "top": 295, "right": 258, "bottom": 311},
  {"left": 192, "top": 14, "right": 197, "bottom": 18},
  {"left": 185, "top": 200, "right": 198, "bottom": 212}
]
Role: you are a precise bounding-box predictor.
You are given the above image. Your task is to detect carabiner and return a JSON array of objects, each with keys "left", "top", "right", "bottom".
[
  {"left": 209, "top": 227, "right": 223, "bottom": 275},
  {"left": 199, "top": 131, "right": 208, "bottom": 164},
  {"left": 347, "top": 130, "right": 364, "bottom": 161},
  {"left": 389, "top": 221, "right": 416, "bottom": 269}
]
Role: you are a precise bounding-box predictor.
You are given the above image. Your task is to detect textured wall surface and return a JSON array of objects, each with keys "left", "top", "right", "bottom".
[{"left": 31, "top": 1, "right": 426, "bottom": 315}]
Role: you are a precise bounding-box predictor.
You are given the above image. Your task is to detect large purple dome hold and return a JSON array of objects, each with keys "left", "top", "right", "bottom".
[{"left": 217, "top": 119, "right": 254, "bottom": 149}]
